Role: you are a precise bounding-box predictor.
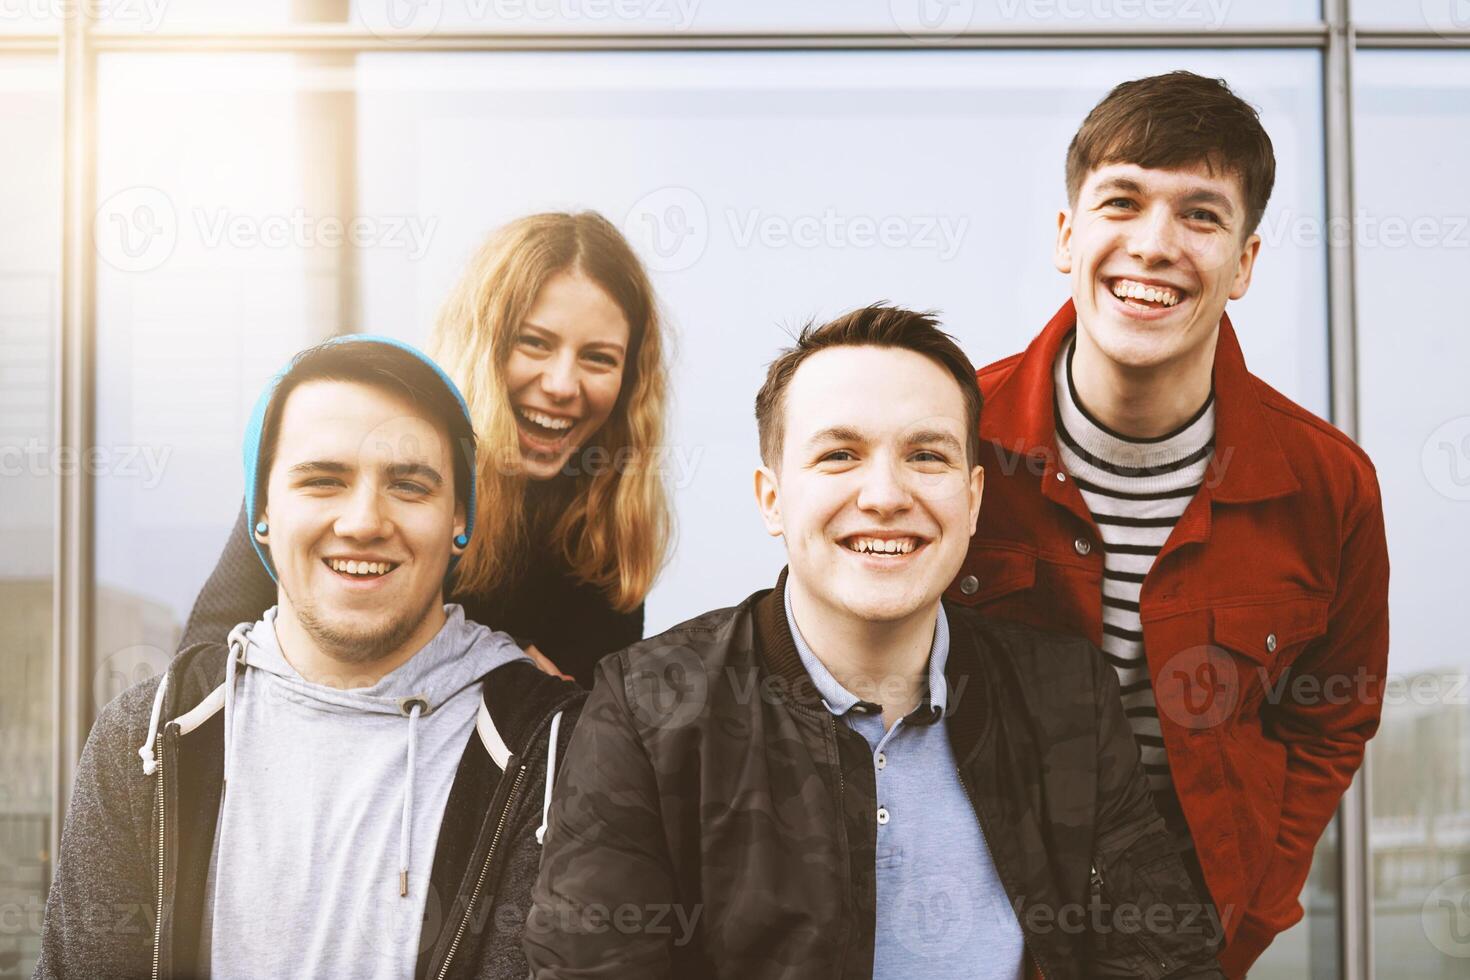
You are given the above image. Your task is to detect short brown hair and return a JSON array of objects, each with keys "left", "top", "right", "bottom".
[
  {"left": 754, "top": 304, "right": 982, "bottom": 468},
  {"left": 1066, "top": 71, "right": 1276, "bottom": 237}
]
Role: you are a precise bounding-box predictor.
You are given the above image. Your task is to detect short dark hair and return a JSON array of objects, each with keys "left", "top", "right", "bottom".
[
  {"left": 256, "top": 341, "right": 476, "bottom": 517},
  {"left": 754, "top": 304, "right": 982, "bottom": 468},
  {"left": 1066, "top": 70, "right": 1276, "bottom": 237}
]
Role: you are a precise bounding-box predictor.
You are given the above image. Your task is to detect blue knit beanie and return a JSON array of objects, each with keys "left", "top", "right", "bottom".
[{"left": 241, "top": 335, "right": 477, "bottom": 582}]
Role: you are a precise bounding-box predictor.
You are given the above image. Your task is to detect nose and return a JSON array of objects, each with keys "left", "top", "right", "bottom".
[
  {"left": 334, "top": 482, "right": 393, "bottom": 542},
  {"left": 539, "top": 350, "right": 579, "bottom": 403},
  {"left": 1127, "top": 203, "right": 1182, "bottom": 267},
  {"left": 856, "top": 456, "right": 913, "bottom": 518}
]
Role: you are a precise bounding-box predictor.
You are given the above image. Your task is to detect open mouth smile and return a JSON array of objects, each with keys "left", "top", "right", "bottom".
[
  {"left": 1106, "top": 277, "right": 1187, "bottom": 314},
  {"left": 323, "top": 557, "right": 400, "bottom": 583},
  {"left": 839, "top": 534, "right": 928, "bottom": 562},
  {"left": 515, "top": 406, "right": 579, "bottom": 452}
]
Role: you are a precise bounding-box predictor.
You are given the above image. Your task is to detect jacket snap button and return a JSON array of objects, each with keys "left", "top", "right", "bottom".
[
  {"left": 1074, "top": 537, "right": 1092, "bottom": 556},
  {"left": 959, "top": 575, "right": 979, "bottom": 596},
  {"left": 1266, "top": 633, "right": 1278, "bottom": 653},
  {"left": 876, "top": 807, "right": 890, "bottom": 825},
  {"left": 1056, "top": 471, "right": 1067, "bottom": 483}
]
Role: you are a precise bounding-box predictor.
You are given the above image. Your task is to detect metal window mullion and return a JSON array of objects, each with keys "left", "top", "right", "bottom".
[
  {"left": 1324, "top": 0, "right": 1371, "bottom": 978},
  {"left": 53, "top": 8, "right": 97, "bottom": 867}
]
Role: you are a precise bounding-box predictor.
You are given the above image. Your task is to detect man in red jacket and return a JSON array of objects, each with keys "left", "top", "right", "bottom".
[{"left": 949, "top": 71, "right": 1389, "bottom": 976}]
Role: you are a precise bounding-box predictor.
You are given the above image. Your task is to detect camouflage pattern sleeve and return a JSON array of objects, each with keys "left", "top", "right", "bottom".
[
  {"left": 522, "top": 652, "right": 681, "bottom": 979},
  {"left": 1088, "top": 647, "right": 1227, "bottom": 980}
]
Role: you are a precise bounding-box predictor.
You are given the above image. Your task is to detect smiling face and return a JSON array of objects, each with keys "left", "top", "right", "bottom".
[
  {"left": 258, "top": 379, "right": 466, "bottom": 666},
  {"left": 504, "top": 269, "right": 632, "bottom": 480},
  {"left": 755, "top": 345, "right": 984, "bottom": 628},
  {"left": 1057, "top": 161, "right": 1262, "bottom": 375}
]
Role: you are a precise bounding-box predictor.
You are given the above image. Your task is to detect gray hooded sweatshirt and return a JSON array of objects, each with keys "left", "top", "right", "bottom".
[{"left": 201, "top": 604, "right": 528, "bottom": 979}]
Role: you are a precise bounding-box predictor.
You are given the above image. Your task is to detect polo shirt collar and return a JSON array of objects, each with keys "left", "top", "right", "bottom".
[{"left": 783, "top": 577, "right": 949, "bottom": 725}]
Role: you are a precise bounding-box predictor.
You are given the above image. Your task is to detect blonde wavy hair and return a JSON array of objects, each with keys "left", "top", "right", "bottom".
[{"left": 429, "top": 211, "right": 671, "bottom": 612}]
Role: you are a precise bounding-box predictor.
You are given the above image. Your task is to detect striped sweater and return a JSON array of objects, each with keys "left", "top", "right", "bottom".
[{"left": 1052, "top": 336, "right": 1215, "bottom": 824}]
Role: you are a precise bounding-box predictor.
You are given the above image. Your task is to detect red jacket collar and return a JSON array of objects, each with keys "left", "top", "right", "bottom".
[{"left": 978, "top": 299, "right": 1300, "bottom": 504}]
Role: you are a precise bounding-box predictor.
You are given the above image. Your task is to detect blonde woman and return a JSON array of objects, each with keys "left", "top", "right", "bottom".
[{"left": 181, "top": 211, "right": 672, "bottom": 685}]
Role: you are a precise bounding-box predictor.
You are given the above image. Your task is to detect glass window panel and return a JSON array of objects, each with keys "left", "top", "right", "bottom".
[
  {"left": 1355, "top": 50, "right": 1470, "bottom": 980},
  {"left": 358, "top": 0, "right": 1321, "bottom": 36},
  {"left": 0, "top": 54, "right": 59, "bottom": 980},
  {"left": 1352, "top": 0, "right": 1468, "bottom": 32},
  {"left": 351, "top": 47, "right": 1328, "bottom": 630},
  {"left": 92, "top": 53, "right": 345, "bottom": 673}
]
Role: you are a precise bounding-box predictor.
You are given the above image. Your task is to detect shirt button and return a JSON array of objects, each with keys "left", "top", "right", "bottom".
[
  {"left": 1074, "top": 536, "right": 1092, "bottom": 556},
  {"left": 1266, "top": 633, "right": 1278, "bottom": 653},
  {"left": 958, "top": 575, "right": 979, "bottom": 596},
  {"left": 876, "top": 807, "right": 890, "bottom": 825},
  {"left": 876, "top": 752, "right": 887, "bottom": 770}
]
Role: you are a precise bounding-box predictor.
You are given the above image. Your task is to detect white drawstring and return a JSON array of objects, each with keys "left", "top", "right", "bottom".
[
  {"left": 535, "top": 710, "right": 564, "bottom": 846},
  {"left": 222, "top": 623, "right": 250, "bottom": 790},
  {"left": 399, "top": 699, "right": 425, "bottom": 896},
  {"left": 137, "top": 672, "right": 170, "bottom": 775}
]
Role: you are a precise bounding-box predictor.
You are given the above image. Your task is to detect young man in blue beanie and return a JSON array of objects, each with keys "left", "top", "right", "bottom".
[{"left": 36, "top": 337, "right": 583, "bottom": 980}]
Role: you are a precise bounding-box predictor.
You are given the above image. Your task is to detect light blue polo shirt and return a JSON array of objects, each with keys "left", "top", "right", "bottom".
[{"left": 784, "top": 587, "right": 1025, "bottom": 980}]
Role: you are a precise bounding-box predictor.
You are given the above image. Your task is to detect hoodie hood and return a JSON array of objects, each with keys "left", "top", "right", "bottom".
[{"left": 241, "top": 334, "right": 477, "bottom": 583}]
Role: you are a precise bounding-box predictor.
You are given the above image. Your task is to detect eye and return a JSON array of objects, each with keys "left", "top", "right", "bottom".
[
  {"left": 518, "top": 333, "right": 551, "bottom": 351},
  {"left": 585, "top": 350, "right": 620, "bottom": 368},
  {"left": 911, "top": 450, "right": 948, "bottom": 464},
  {"left": 391, "top": 480, "right": 430, "bottom": 496},
  {"left": 1186, "top": 208, "right": 1222, "bottom": 224},
  {"left": 1103, "top": 197, "right": 1136, "bottom": 210},
  {"left": 301, "top": 477, "right": 344, "bottom": 489},
  {"left": 820, "top": 449, "right": 857, "bottom": 463}
]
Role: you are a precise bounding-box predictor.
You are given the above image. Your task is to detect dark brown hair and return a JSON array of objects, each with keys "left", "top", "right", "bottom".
[
  {"left": 1066, "top": 70, "right": 1276, "bottom": 237},
  {"left": 754, "top": 304, "right": 982, "bottom": 468},
  {"left": 256, "top": 341, "right": 476, "bottom": 518}
]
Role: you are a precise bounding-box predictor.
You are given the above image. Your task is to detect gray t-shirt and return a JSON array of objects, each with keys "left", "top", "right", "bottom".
[{"left": 201, "top": 605, "right": 528, "bottom": 979}]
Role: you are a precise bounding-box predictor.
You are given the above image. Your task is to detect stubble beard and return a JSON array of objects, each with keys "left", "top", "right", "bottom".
[{"left": 288, "top": 586, "right": 439, "bottom": 667}]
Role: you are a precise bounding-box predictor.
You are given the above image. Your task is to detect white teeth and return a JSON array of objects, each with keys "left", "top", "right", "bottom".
[
  {"left": 845, "top": 536, "right": 918, "bottom": 556},
  {"left": 1111, "top": 279, "right": 1180, "bottom": 307},
  {"left": 519, "top": 407, "right": 574, "bottom": 431},
  {"left": 329, "top": 559, "right": 394, "bottom": 576}
]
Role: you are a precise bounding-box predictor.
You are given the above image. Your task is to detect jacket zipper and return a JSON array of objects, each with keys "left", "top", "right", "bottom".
[
  {"left": 957, "top": 771, "right": 1049, "bottom": 980},
  {"left": 433, "top": 764, "right": 528, "bottom": 980},
  {"left": 150, "top": 732, "right": 165, "bottom": 980},
  {"left": 1090, "top": 859, "right": 1172, "bottom": 975}
]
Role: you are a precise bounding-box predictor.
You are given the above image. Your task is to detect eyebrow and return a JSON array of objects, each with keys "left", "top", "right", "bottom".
[
  {"left": 522, "top": 322, "right": 627, "bottom": 357},
  {"left": 287, "top": 459, "right": 444, "bottom": 488},
  {"left": 805, "top": 426, "right": 964, "bottom": 456},
  {"left": 387, "top": 462, "right": 444, "bottom": 488},
  {"left": 904, "top": 429, "right": 965, "bottom": 456},
  {"left": 1094, "top": 177, "right": 1237, "bottom": 217}
]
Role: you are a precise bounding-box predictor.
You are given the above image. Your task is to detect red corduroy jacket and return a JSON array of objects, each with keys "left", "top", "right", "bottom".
[{"left": 949, "top": 300, "right": 1389, "bottom": 978}]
